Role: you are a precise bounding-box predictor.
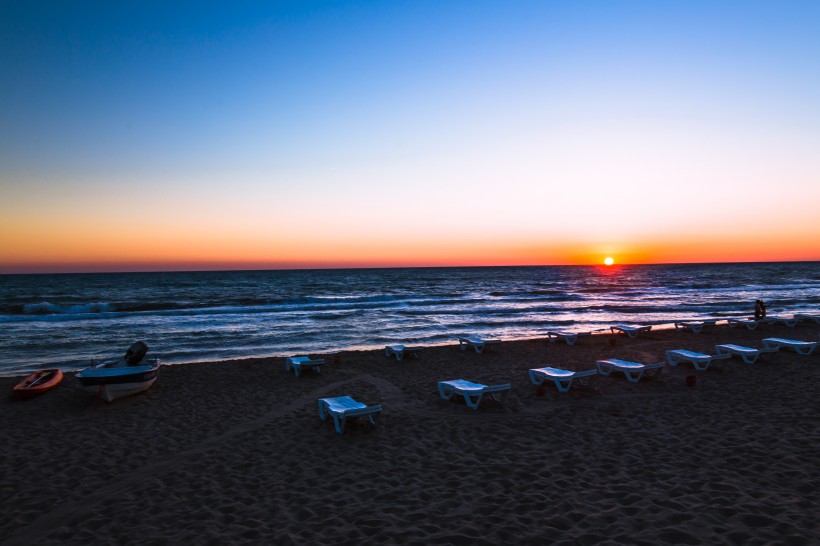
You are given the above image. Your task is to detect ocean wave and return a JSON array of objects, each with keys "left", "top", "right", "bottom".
[{"left": 21, "top": 302, "right": 116, "bottom": 315}]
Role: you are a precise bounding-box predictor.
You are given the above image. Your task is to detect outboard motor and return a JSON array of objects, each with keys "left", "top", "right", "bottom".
[{"left": 125, "top": 341, "right": 149, "bottom": 366}]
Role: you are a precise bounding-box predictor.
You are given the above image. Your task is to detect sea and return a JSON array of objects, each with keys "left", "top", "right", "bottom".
[{"left": 1, "top": 262, "right": 819, "bottom": 376}]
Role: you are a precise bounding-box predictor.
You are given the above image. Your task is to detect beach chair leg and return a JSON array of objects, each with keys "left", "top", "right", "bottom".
[
  {"left": 327, "top": 413, "right": 344, "bottom": 433},
  {"left": 473, "top": 344, "right": 483, "bottom": 353},
  {"left": 293, "top": 365, "right": 300, "bottom": 377},
  {"left": 438, "top": 384, "right": 454, "bottom": 401},
  {"left": 624, "top": 370, "right": 643, "bottom": 383},
  {"left": 577, "top": 375, "right": 596, "bottom": 388},
  {"left": 490, "top": 390, "right": 510, "bottom": 403},
  {"left": 528, "top": 370, "right": 544, "bottom": 385},
  {"left": 464, "top": 393, "right": 483, "bottom": 410},
  {"left": 318, "top": 401, "right": 328, "bottom": 421},
  {"left": 596, "top": 364, "right": 612, "bottom": 377},
  {"left": 555, "top": 379, "right": 571, "bottom": 393}
]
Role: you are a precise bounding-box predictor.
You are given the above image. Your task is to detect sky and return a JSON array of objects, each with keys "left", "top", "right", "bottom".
[{"left": 1, "top": 0, "right": 819, "bottom": 273}]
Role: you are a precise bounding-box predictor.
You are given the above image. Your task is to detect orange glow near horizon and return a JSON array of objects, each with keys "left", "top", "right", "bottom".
[
  {"left": 2, "top": 176, "right": 819, "bottom": 273},
  {"left": 2, "top": 230, "right": 819, "bottom": 274}
]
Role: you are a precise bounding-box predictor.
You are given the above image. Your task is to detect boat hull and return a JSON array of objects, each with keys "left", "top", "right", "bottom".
[
  {"left": 76, "top": 362, "right": 160, "bottom": 403},
  {"left": 13, "top": 369, "right": 64, "bottom": 399}
]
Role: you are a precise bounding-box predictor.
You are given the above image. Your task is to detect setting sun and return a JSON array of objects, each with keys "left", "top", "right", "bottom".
[{"left": 604, "top": 257, "right": 615, "bottom": 266}]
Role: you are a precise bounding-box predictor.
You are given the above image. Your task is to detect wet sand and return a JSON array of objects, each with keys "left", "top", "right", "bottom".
[{"left": 1, "top": 322, "right": 819, "bottom": 545}]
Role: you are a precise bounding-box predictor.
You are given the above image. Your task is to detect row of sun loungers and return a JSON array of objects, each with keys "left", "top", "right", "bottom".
[
  {"left": 316, "top": 334, "right": 817, "bottom": 432},
  {"left": 297, "top": 329, "right": 817, "bottom": 378},
  {"left": 667, "top": 338, "right": 818, "bottom": 369},
  {"left": 552, "top": 314, "right": 818, "bottom": 343},
  {"left": 306, "top": 316, "right": 819, "bottom": 432}
]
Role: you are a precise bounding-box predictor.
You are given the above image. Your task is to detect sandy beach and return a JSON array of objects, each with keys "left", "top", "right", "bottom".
[{"left": 2, "top": 322, "right": 818, "bottom": 545}]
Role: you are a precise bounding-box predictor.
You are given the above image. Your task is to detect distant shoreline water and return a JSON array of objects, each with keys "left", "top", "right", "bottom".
[{"left": 1, "top": 262, "right": 818, "bottom": 375}]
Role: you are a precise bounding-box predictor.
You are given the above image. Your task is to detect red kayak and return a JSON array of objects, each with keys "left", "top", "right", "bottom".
[{"left": 13, "top": 369, "right": 64, "bottom": 399}]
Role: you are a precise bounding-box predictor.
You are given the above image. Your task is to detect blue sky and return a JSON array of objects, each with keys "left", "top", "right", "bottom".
[{"left": 2, "top": 1, "right": 820, "bottom": 271}]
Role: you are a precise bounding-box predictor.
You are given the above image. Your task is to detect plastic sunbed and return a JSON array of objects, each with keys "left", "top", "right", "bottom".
[
  {"left": 595, "top": 358, "right": 665, "bottom": 383},
  {"left": 528, "top": 367, "right": 597, "bottom": 392},
  {"left": 714, "top": 344, "right": 777, "bottom": 364},
  {"left": 727, "top": 318, "right": 761, "bottom": 330},
  {"left": 546, "top": 331, "right": 592, "bottom": 346},
  {"left": 384, "top": 344, "right": 423, "bottom": 361},
  {"left": 795, "top": 313, "right": 820, "bottom": 325},
  {"left": 458, "top": 335, "right": 502, "bottom": 353},
  {"left": 673, "top": 320, "right": 718, "bottom": 334},
  {"left": 318, "top": 396, "right": 382, "bottom": 433},
  {"left": 761, "top": 338, "right": 817, "bottom": 355},
  {"left": 437, "top": 379, "right": 511, "bottom": 409},
  {"left": 610, "top": 324, "right": 652, "bottom": 338},
  {"left": 763, "top": 316, "right": 798, "bottom": 327},
  {"left": 665, "top": 349, "right": 729, "bottom": 371},
  {"left": 285, "top": 356, "right": 325, "bottom": 377}
]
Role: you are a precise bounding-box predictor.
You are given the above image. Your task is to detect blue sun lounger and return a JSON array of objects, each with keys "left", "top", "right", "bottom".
[
  {"left": 318, "top": 396, "right": 382, "bottom": 433},
  {"left": 761, "top": 338, "right": 817, "bottom": 355},
  {"left": 384, "top": 344, "right": 423, "bottom": 361},
  {"left": 610, "top": 324, "right": 652, "bottom": 338},
  {"left": 714, "top": 344, "right": 778, "bottom": 364},
  {"left": 795, "top": 313, "right": 820, "bottom": 325},
  {"left": 595, "top": 359, "right": 664, "bottom": 383},
  {"left": 528, "top": 367, "right": 597, "bottom": 392},
  {"left": 665, "top": 349, "right": 729, "bottom": 371},
  {"left": 673, "top": 320, "right": 717, "bottom": 334},
  {"left": 285, "top": 356, "right": 325, "bottom": 377},
  {"left": 763, "top": 316, "right": 798, "bottom": 327},
  {"left": 437, "top": 379, "right": 511, "bottom": 409},
  {"left": 458, "top": 335, "right": 502, "bottom": 353},
  {"left": 727, "top": 318, "right": 761, "bottom": 330},
  {"left": 546, "top": 331, "right": 592, "bottom": 346}
]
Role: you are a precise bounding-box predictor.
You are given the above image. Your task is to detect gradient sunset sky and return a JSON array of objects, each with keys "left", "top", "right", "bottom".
[{"left": 2, "top": 1, "right": 819, "bottom": 273}]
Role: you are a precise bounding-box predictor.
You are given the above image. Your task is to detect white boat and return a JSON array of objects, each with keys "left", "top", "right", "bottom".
[{"left": 76, "top": 341, "right": 160, "bottom": 402}]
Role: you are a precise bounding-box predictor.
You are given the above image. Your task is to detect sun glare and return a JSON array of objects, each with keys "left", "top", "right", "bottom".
[{"left": 604, "top": 257, "right": 614, "bottom": 266}]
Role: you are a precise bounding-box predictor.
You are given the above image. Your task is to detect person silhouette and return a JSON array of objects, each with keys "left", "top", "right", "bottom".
[{"left": 754, "top": 300, "right": 767, "bottom": 320}]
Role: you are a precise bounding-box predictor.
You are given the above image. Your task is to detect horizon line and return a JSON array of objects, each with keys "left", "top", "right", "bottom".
[{"left": 2, "top": 259, "right": 818, "bottom": 276}]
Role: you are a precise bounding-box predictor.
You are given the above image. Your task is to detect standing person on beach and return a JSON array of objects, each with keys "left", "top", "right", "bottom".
[{"left": 754, "top": 299, "right": 767, "bottom": 320}]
